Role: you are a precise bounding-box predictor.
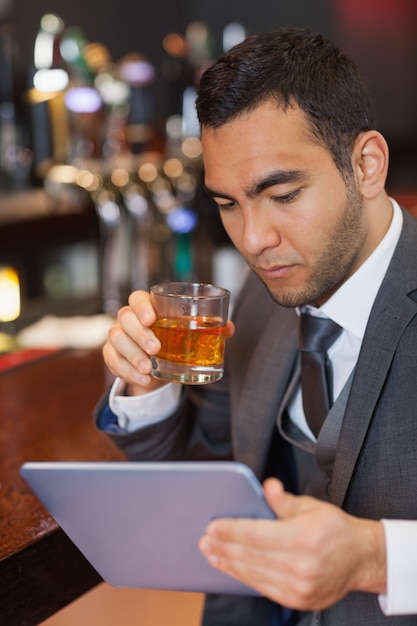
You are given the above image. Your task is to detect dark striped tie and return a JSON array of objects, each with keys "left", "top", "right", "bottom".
[{"left": 298, "top": 313, "right": 343, "bottom": 437}]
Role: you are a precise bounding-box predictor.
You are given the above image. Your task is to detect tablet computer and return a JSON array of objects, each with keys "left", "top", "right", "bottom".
[{"left": 20, "top": 461, "right": 275, "bottom": 596}]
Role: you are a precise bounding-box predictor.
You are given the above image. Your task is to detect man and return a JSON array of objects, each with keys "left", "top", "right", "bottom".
[{"left": 97, "top": 28, "right": 417, "bottom": 625}]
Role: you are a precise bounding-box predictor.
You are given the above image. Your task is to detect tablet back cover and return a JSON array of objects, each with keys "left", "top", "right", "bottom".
[{"left": 20, "top": 461, "right": 275, "bottom": 595}]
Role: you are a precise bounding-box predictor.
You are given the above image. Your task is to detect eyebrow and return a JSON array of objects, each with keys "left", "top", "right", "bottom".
[{"left": 204, "top": 169, "right": 309, "bottom": 201}]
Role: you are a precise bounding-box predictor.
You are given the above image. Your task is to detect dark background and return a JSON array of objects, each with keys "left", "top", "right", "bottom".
[{"left": 3, "top": 0, "right": 417, "bottom": 189}]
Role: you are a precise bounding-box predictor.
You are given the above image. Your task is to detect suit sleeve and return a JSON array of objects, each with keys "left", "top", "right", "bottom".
[{"left": 94, "top": 370, "right": 233, "bottom": 462}]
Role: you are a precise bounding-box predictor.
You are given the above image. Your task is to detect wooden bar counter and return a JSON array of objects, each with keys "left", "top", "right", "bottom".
[{"left": 0, "top": 348, "right": 124, "bottom": 626}]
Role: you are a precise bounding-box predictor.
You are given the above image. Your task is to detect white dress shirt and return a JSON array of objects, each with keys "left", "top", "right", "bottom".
[
  {"left": 289, "top": 198, "right": 403, "bottom": 439},
  {"left": 109, "top": 199, "right": 416, "bottom": 615}
]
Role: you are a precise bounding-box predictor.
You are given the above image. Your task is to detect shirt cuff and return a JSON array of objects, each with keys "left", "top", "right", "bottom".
[
  {"left": 109, "top": 378, "right": 182, "bottom": 433},
  {"left": 379, "top": 519, "right": 417, "bottom": 615}
]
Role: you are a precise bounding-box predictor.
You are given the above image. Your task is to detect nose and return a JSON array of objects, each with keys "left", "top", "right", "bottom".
[{"left": 242, "top": 209, "right": 281, "bottom": 256}]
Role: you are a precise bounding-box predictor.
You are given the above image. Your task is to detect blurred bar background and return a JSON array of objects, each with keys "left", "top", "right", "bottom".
[{"left": 1, "top": 0, "right": 417, "bottom": 330}]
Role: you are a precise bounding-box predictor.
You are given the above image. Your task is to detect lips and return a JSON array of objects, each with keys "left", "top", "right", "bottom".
[{"left": 254, "top": 264, "right": 295, "bottom": 279}]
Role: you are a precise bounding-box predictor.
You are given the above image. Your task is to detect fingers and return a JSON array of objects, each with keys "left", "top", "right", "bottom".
[
  {"left": 102, "top": 290, "right": 162, "bottom": 389},
  {"left": 202, "top": 517, "right": 283, "bottom": 552},
  {"left": 199, "top": 518, "right": 287, "bottom": 581},
  {"left": 199, "top": 517, "right": 304, "bottom": 604},
  {"left": 199, "top": 530, "right": 280, "bottom": 594},
  {"left": 225, "top": 320, "right": 236, "bottom": 339},
  {"left": 198, "top": 519, "right": 271, "bottom": 586}
]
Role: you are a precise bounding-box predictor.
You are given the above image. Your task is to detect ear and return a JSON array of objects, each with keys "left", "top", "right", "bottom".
[{"left": 352, "top": 130, "right": 389, "bottom": 199}]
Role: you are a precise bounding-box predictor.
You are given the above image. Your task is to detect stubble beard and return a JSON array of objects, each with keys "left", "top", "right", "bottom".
[{"left": 268, "top": 183, "right": 367, "bottom": 308}]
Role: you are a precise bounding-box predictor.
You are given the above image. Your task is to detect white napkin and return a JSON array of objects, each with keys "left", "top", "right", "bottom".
[{"left": 17, "top": 314, "right": 114, "bottom": 349}]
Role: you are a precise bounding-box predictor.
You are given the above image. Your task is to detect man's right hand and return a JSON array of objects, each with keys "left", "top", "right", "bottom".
[{"left": 103, "top": 290, "right": 167, "bottom": 396}]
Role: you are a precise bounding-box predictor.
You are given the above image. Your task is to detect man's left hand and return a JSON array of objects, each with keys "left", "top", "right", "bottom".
[{"left": 199, "top": 478, "right": 386, "bottom": 611}]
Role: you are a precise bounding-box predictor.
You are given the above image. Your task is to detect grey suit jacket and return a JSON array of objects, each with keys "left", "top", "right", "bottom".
[{"left": 102, "top": 208, "right": 417, "bottom": 625}]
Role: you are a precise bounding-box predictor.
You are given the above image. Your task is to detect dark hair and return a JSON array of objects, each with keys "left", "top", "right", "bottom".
[{"left": 196, "top": 28, "right": 377, "bottom": 176}]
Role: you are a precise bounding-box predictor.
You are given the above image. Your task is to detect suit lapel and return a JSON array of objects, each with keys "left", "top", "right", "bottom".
[
  {"left": 330, "top": 211, "right": 417, "bottom": 506},
  {"left": 232, "top": 306, "right": 298, "bottom": 477}
]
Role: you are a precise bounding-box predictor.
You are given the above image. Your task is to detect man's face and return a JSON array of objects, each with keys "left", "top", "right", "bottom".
[{"left": 202, "top": 101, "right": 371, "bottom": 308}]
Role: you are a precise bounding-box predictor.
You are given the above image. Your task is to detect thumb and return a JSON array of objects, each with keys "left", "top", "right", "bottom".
[
  {"left": 263, "top": 478, "right": 301, "bottom": 519},
  {"left": 226, "top": 320, "right": 235, "bottom": 339}
]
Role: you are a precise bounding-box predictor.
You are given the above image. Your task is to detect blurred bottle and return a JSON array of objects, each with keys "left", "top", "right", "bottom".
[
  {"left": 119, "top": 53, "right": 156, "bottom": 155},
  {"left": 28, "top": 13, "right": 69, "bottom": 179},
  {"left": 0, "top": 18, "right": 33, "bottom": 190}
]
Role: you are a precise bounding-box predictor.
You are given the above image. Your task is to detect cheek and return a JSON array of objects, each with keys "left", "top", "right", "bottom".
[{"left": 294, "top": 187, "right": 346, "bottom": 241}]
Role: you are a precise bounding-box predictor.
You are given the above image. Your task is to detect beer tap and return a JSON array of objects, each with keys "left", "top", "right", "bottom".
[
  {"left": 92, "top": 183, "right": 124, "bottom": 316},
  {"left": 75, "top": 165, "right": 125, "bottom": 315},
  {"left": 111, "top": 168, "right": 153, "bottom": 293}
]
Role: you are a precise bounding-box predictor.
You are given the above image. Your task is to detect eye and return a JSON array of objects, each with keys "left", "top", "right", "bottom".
[
  {"left": 214, "top": 199, "right": 237, "bottom": 211},
  {"left": 272, "top": 188, "right": 301, "bottom": 204}
]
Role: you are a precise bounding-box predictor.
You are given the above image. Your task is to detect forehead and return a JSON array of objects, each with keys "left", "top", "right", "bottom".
[
  {"left": 201, "top": 101, "right": 327, "bottom": 187},
  {"left": 202, "top": 101, "right": 318, "bottom": 156}
]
